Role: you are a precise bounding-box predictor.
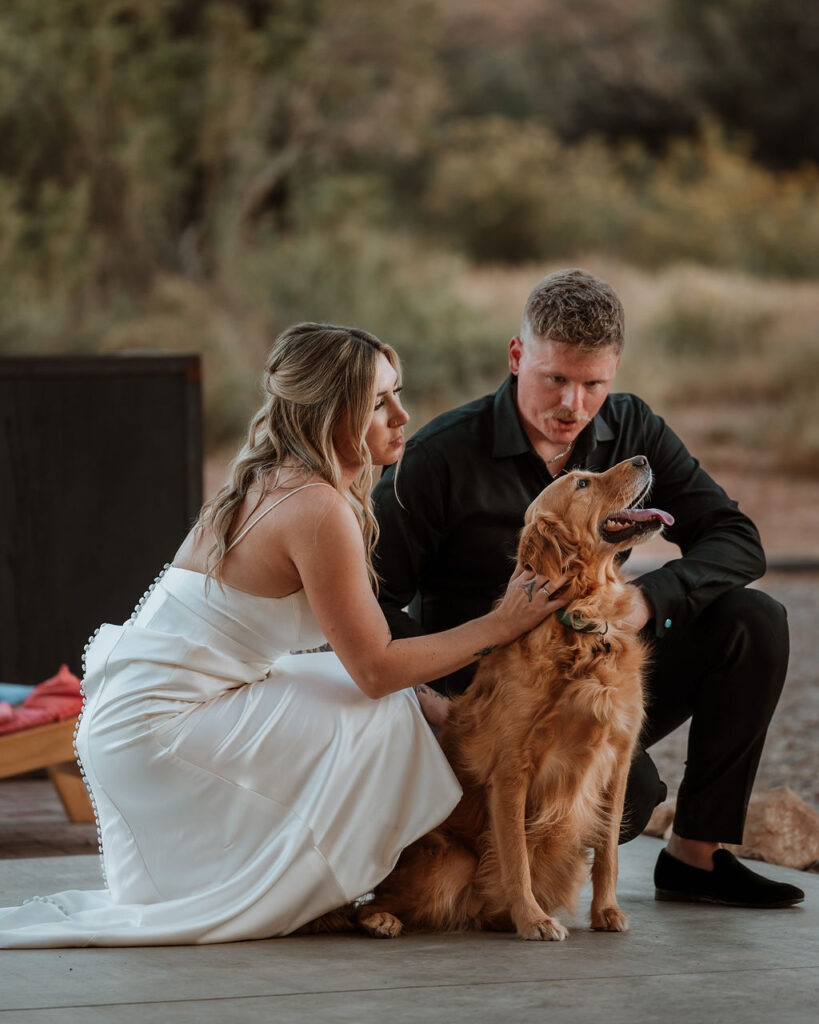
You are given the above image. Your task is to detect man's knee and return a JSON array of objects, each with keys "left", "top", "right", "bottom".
[
  {"left": 619, "top": 748, "right": 667, "bottom": 845},
  {"left": 707, "top": 588, "right": 789, "bottom": 677},
  {"left": 709, "top": 587, "right": 787, "bottom": 633}
]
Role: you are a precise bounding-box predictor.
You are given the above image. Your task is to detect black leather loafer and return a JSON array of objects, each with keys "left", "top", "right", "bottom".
[{"left": 654, "top": 848, "right": 805, "bottom": 908}]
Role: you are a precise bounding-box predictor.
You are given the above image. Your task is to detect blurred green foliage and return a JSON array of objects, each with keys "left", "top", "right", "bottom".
[
  {"left": 0, "top": 0, "right": 817, "bottom": 465},
  {"left": 424, "top": 119, "right": 819, "bottom": 273}
]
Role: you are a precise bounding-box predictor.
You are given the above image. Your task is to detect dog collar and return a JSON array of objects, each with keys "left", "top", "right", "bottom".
[{"left": 556, "top": 609, "right": 612, "bottom": 653}]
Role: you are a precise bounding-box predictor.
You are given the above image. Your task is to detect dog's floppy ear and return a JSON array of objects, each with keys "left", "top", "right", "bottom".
[{"left": 517, "top": 511, "right": 571, "bottom": 578}]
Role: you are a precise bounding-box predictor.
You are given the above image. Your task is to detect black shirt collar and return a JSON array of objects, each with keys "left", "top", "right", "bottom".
[
  {"left": 491, "top": 375, "right": 530, "bottom": 458},
  {"left": 492, "top": 374, "right": 615, "bottom": 462}
]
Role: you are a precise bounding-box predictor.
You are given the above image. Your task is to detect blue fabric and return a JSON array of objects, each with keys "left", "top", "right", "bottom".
[{"left": 0, "top": 683, "right": 35, "bottom": 706}]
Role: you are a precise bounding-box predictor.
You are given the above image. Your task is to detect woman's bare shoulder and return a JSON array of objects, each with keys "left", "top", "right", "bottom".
[
  {"left": 234, "top": 479, "right": 358, "bottom": 555},
  {"left": 273, "top": 479, "right": 352, "bottom": 520},
  {"left": 277, "top": 481, "right": 361, "bottom": 541}
]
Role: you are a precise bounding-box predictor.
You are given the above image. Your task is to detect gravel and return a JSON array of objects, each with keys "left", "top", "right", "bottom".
[{"left": 649, "top": 571, "right": 819, "bottom": 810}]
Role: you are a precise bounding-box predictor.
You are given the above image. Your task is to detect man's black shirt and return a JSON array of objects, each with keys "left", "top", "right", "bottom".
[{"left": 373, "top": 375, "right": 765, "bottom": 693}]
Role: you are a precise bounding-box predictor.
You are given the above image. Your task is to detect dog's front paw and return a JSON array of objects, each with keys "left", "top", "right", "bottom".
[
  {"left": 359, "top": 911, "right": 404, "bottom": 939},
  {"left": 516, "top": 915, "right": 568, "bottom": 941},
  {"left": 590, "top": 905, "right": 629, "bottom": 932}
]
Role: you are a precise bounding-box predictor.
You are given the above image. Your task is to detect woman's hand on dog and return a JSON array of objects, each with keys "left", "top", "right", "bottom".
[{"left": 490, "top": 566, "right": 570, "bottom": 644}]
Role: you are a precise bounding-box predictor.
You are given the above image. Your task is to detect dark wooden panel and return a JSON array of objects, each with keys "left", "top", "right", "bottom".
[{"left": 0, "top": 354, "right": 202, "bottom": 684}]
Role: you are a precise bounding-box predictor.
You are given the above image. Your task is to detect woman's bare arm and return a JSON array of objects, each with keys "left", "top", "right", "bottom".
[{"left": 284, "top": 488, "right": 565, "bottom": 698}]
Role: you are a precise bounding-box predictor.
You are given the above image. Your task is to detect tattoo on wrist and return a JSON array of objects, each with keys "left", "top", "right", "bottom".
[{"left": 473, "top": 645, "right": 497, "bottom": 659}]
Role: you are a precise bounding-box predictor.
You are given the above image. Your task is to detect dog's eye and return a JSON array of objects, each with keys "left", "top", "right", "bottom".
[{"left": 576, "top": 479, "right": 590, "bottom": 489}]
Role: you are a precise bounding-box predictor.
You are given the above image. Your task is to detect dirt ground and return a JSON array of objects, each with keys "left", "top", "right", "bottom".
[{"left": 646, "top": 569, "right": 819, "bottom": 811}]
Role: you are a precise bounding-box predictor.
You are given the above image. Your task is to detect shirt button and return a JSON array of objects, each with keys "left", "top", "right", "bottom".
[{"left": 664, "top": 618, "right": 672, "bottom": 629}]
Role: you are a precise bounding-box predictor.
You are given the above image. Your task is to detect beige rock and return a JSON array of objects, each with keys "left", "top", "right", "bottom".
[
  {"left": 642, "top": 787, "right": 819, "bottom": 871},
  {"left": 726, "top": 787, "right": 819, "bottom": 871}
]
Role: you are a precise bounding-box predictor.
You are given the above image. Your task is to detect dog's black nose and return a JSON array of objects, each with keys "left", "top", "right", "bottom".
[{"left": 631, "top": 455, "right": 648, "bottom": 468}]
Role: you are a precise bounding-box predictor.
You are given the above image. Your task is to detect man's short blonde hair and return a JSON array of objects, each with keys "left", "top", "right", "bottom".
[{"left": 521, "top": 268, "right": 624, "bottom": 353}]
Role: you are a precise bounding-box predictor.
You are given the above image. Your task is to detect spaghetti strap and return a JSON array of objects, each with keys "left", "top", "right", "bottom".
[{"left": 225, "top": 482, "right": 333, "bottom": 553}]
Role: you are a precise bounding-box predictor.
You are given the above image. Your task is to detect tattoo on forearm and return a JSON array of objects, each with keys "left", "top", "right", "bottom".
[
  {"left": 519, "top": 579, "right": 536, "bottom": 602},
  {"left": 473, "top": 645, "right": 497, "bottom": 659}
]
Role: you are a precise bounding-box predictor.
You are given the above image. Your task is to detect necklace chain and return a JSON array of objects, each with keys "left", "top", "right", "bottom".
[{"left": 544, "top": 440, "right": 575, "bottom": 465}]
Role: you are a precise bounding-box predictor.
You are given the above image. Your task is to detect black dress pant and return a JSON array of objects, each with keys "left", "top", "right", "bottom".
[{"left": 619, "top": 587, "right": 789, "bottom": 844}]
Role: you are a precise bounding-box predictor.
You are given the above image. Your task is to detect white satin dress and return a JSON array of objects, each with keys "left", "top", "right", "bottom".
[{"left": 0, "top": 485, "right": 461, "bottom": 947}]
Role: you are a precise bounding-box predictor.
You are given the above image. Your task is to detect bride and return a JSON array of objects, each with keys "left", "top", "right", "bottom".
[{"left": 0, "top": 322, "right": 562, "bottom": 946}]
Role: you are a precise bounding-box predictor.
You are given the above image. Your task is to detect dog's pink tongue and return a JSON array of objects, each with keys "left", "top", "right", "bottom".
[{"left": 626, "top": 507, "right": 675, "bottom": 526}]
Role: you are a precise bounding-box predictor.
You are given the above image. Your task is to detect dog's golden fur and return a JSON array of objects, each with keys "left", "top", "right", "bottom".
[{"left": 356, "top": 457, "right": 666, "bottom": 941}]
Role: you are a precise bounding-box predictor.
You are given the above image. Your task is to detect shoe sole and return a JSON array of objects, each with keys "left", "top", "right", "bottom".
[{"left": 655, "top": 888, "right": 804, "bottom": 909}]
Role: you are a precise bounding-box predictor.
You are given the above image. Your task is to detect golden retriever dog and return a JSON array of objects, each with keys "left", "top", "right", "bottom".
[{"left": 358, "top": 455, "right": 673, "bottom": 941}]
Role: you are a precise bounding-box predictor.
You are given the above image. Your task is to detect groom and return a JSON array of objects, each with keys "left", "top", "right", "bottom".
[{"left": 373, "top": 267, "right": 803, "bottom": 909}]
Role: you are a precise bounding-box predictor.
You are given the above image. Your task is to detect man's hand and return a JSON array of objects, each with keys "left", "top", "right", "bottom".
[{"left": 623, "top": 585, "right": 654, "bottom": 632}]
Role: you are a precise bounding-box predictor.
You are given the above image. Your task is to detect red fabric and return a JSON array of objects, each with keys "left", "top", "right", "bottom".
[{"left": 0, "top": 665, "right": 83, "bottom": 737}]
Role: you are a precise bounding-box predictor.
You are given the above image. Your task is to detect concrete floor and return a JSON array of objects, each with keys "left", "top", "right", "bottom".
[{"left": 0, "top": 837, "right": 816, "bottom": 1023}]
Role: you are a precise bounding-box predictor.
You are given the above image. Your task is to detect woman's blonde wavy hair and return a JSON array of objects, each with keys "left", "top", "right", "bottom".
[{"left": 197, "top": 322, "right": 399, "bottom": 587}]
